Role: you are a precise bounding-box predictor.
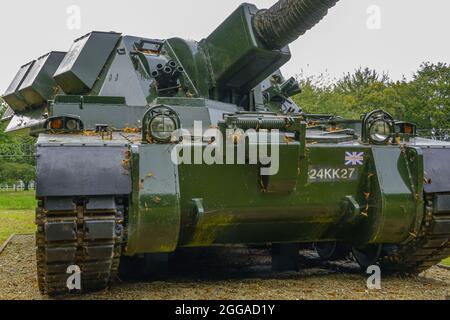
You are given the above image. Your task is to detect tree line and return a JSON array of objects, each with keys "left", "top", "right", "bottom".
[
  {"left": 293, "top": 62, "right": 450, "bottom": 130},
  {"left": 0, "top": 100, "right": 36, "bottom": 190}
]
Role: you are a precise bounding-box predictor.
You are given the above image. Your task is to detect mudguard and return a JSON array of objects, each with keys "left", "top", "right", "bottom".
[
  {"left": 422, "top": 147, "right": 450, "bottom": 194},
  {"left": 36, "top": 137, "right": 132, "bottom": 197}
]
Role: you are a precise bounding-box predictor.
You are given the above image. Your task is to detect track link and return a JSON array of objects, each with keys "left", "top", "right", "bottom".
[
  {"left": 35, "top": 197, "right": 125, "bottom": 296},
  {"left": 381, "top": 194, "right": 450, "bottom": 273}
]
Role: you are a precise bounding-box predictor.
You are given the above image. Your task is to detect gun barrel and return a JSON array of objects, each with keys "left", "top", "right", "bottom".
[{"left": 253, "top": 0, "right": 339, "bottom": 50}]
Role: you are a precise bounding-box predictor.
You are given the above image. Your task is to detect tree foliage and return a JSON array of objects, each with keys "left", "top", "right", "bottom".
[
  {"left": 293, "top": 63, "right": 450, "bottom": 129},
  {"left": 1, "top": 98, "right": 36, "bottom": 188},
  {"left": 0, "top": 98, "right": 6, "bottom": 116},
  {"left": 0, "top": 161, "right": 35, "bottom": 190}
]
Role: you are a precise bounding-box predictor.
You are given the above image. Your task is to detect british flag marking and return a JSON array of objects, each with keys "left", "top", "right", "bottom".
[{"left": 345, "top": 152, "right": 364, "bottom": 166}]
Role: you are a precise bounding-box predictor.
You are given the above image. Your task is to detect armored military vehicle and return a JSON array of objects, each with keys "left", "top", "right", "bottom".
[{"left": 2, "top": 0, "right": 449, "bottom": 295}]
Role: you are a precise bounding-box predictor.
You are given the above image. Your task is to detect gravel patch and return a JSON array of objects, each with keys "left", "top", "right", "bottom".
[{"left": 0, "top": 235, "right": 448, "bottom": 300}]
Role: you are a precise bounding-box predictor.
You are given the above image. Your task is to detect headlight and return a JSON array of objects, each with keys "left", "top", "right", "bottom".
[
  {"left": 143, "top": 105, "right": 180, "bottom": 144},
  {"left": 369, "top": 120, "right": 392, "bottom": 144},
  {"left": 65, "top": 119, "right": 79, "bottom": 131},
  {"left": 149, "top": 115, "right": 177, "bottom": 142},
  {"left": 362, "top": 110, "right": 395, "bottom": 145},
  {"left": 45, "top": 116, "right": 83, "bottom": 132}
]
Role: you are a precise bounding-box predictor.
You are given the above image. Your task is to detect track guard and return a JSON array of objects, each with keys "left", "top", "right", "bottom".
[
  {"left": 126, "top": 144, "right": 181, "bottom": 255},
  {"left": 36, "top": 142, "right": 132, "bottom": 197}
]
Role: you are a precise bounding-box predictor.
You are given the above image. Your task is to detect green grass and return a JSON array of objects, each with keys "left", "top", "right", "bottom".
[
  {"left": 0, "top": 191, "right": 36, "bottom": 244},
  {"left": 0, "top": 190, "right": 36, "bottom": 211},
  {"left": 442, "top": 257, "right": 450, "bottom": 267},
  {"left": 0, "top": 210, "right": 35, "bottom": 244}
]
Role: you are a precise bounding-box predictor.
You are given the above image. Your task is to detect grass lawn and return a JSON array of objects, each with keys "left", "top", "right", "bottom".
[
  {"left": 0, "top": 191, "right": 36, "bottom": 244},
  {"left": 0, "top": 190, "right": 36, "bottom": 211},
  {"left": 442, "top": 257, "right": 450, "bottom": 267}
]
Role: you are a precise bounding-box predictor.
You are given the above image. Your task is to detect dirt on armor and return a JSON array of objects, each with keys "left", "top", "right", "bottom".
[{"left": 0, "top": 235, "right": 448, "bottom": 300}]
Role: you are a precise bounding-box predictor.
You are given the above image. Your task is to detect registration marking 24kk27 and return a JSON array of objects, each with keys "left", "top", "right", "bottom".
[{"left": 308, "top": 167, "right": 358, "bottom": 182}]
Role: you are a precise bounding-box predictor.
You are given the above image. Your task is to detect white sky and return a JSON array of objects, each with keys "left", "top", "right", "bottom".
[{"left": 0, "top": 0, "right": 449, "bottom": 92}]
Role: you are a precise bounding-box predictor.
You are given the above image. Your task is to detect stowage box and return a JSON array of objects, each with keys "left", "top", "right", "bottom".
[
  {"left": 18, "top": 51, "right": 67, "bottom": 107},
  {"left": 2, "top": 61, "right": 35, "bottom": 112},
  {"left": 53, "top": 31, "right": 121, "bottom": 94}
]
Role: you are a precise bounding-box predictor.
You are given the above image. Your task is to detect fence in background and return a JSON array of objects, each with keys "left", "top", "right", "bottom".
[
  {"left": 0, "top": 181, "right": 35, "bottom": 191},
  {"left": 417, "top": 129, "right": 450, "bottom": 141},
  {"left": 0, "top": 143, "right": 35, "bottom": 159},
  {"left": 0, "top": 143, "right": 36, "bottom": 190}
]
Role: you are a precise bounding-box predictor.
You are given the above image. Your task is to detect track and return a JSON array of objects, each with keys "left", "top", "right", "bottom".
[
  {"left": 381, "top": 193, "right": 450, "bottom": 273},
  {"left": 1, "top": 235, "right": 449, "bottom": 300},
  {"left": 32, "top": 191, "right": 450, "bottom": 296},
  {"left": 35, "top": 197, "right": 125, "bottom": 295}
]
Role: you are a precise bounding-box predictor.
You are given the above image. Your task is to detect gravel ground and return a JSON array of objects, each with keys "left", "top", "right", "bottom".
[{"left": 0, "top": 235, "right": 448, "bottom": 300}]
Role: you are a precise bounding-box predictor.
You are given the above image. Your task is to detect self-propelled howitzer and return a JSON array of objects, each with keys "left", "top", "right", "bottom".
[{"left": 2, "top": 0, "right": 449, "bottom": 296}]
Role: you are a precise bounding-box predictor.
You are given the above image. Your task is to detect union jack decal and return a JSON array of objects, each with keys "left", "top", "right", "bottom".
[{"left": 345, "top": 152, "right": 364, "bottom": 166}]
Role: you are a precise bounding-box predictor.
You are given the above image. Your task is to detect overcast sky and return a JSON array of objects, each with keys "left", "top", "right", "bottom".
[{"left": 0, "top": 0, "right": 449, "bottom": 92}]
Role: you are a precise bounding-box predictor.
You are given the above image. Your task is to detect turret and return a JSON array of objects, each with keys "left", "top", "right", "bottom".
[
  {"left": 202, "top": 0, "right": 339, "bottom": 93},
  {"left": 2, "top": 0, "right": 339, "bottom": 133}
]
